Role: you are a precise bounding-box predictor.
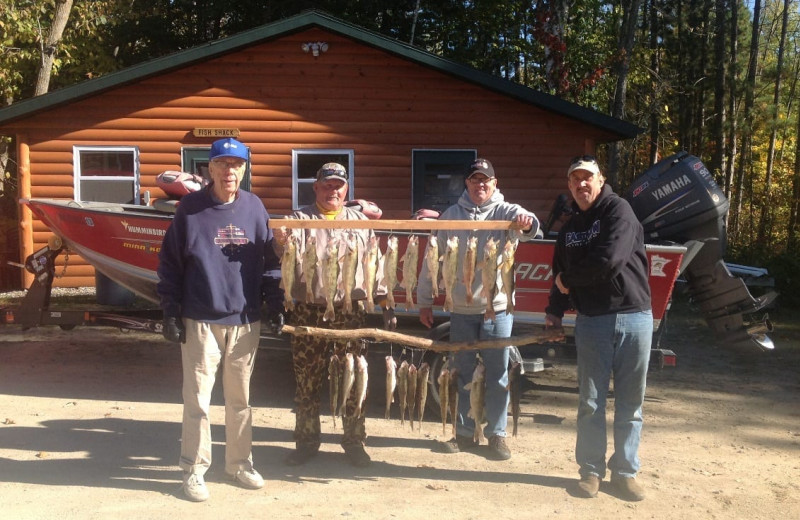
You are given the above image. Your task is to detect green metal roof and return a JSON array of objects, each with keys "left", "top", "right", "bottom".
[{"left": 0, "top": 10, "right": 640, "bottom": 138}]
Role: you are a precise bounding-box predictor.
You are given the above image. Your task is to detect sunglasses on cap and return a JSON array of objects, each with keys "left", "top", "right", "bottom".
[{"left": 569, "top": 154, "right": 597, "bottom": 166}]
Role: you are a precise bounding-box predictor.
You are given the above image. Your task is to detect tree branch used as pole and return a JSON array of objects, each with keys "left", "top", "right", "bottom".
[{"left": 279, "top": 324, "right": 565, "bottom": 352}]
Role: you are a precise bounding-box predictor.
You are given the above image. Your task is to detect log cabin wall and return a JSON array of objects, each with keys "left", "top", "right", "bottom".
[{"left": 5, "top": 25, "right": 623, "bottom": 289}]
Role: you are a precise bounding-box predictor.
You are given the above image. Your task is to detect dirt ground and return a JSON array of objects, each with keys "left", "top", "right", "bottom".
[{"left": 1, "top": 298, "right": 799, "bottom": 520}]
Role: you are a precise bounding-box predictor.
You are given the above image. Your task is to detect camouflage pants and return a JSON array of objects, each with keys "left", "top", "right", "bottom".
[{"left": 289, "top": 302, "right": 368, "bottom": 450}]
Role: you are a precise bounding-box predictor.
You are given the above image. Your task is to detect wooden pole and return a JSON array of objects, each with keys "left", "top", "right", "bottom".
[
  {"left": 280, "top": 324, "right": 564, "bottom": 352},
  {"left": 268, "top": 219, "right": 524, "bottom": 231}
]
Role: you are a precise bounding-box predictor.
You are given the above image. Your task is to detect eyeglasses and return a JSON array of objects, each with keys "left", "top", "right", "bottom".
[
  {"left": 212, "top": 159, "right": 246, "bottom": 169},
  {"left": 467, "top": 176, "right": 495, "bottom": 185},
  {"left": 570, "top": 154, "right": 597, "bottom": 166}
]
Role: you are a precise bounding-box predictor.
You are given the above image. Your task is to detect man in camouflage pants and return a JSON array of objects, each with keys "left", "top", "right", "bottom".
[{"left": 273, "top": 163, "right": 394, "bottom": 468}]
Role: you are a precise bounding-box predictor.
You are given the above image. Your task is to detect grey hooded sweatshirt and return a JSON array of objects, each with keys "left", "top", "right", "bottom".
[{"left": 417, "top": 187, "right": 539, "bottom": 316}]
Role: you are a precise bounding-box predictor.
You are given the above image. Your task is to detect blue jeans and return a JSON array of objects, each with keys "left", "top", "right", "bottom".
[
  {"left": 449, "top": 311, "right": 513, "bottom": 439},
  {"left": 574, "top": 310, "right": 652, "bottom": 479}
]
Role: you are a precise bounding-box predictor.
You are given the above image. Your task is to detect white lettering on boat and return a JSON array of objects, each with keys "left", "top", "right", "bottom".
[{"left": 121, "top": 220, "right": 166, "bottom": 237}]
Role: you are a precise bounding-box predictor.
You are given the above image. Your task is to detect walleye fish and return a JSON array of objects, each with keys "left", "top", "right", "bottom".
[
  {"left": 462, "top": 236, "right": 478, "bottom": 304},
  {"left": 303, "top": 235, "right": 318, "bottom": 304},
  {"left": 437, "top": 364, "right": 451, "bottom": 436},
  {"left": 363, "top": 235, "right": 380, "bottom": 311},
  {"left": 280, "top": 230, "right": 298, "bottom": 312},
  {"left": 442, "top": 236, "right": 459, "bottom": 312},
  {"left": 341, "top": 233, "right": 359, "bottom": 315},
  {"left": 382, "top": 236, "right": 399, "bottom": 310},
  {"left": 448, "top": 368, "right": 459, "bottom": 438},
  {"left": 424, "top": 235, "right": 440, "bottom": 298},
  {"left": 479, "top": 237, "right": 499, "bottom": 320},
  {"left": 352, "top": 354, "right": 368, "bottom": 418},
  {"left": 466, "top": 361, "right": 486, "bottom": 444},
  {"left": 500, "top": 239, "right": 517, "bottom": 315},
  {"left": 328, "top": 354, "right": 341, "bottom": 429},
  {"left": 385, "top": 355, "right": 397, "bottom": 419},
  {"left": 338, "top": 352, "right": 355, "bottom": 418},
  {"left": 397, "top": 360, "right": 409, "bottom": 426},
  {"left": 400, "top": 235, "right": 420, "bottom": 310},
  {"left": 509, "top": 361, "right": 522, "bottom": 437},
  {"left": 416, "top": 362, "right": 430, "bottom": 431},
  {"left": 322, "top": 238, "right": 340, "bottom": 322},
  {"left": 406, "top": 363, "right": 418, "bottom": 430}
]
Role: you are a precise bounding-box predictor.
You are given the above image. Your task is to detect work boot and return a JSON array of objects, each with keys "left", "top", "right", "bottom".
[
  {"left": 611, "top": 474, "right": 646, "bottom": 501},
  {"left": 182, "top": 473, "right": 209, "bottom": 502},
  {"left": 343, "top": 444, "right": 371, "bottom": 467},
  {"left": 575, "top": 474, "right": 601, "bottom": 498},
  {"left": 439, "top": 435, "right": 478, "bottom": 454},
  {"left": 284, "top": 446, "right": 319, "bottom": 466},
  {"left": 487, "top": 435, "right": 511, "bottom": 460}
]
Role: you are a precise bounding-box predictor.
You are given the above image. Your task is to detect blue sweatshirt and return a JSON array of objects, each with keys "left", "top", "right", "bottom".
[{"left": 157, "top": 186, "right": 282, "bottom": 325}]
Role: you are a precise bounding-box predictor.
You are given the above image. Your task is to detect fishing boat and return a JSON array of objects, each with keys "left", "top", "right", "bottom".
[
  {"left": 21, "top": 197, "right": 685, "bottom": 333},
  {"left": 24, "top": 198, "right": 173, "bottom": 304}
]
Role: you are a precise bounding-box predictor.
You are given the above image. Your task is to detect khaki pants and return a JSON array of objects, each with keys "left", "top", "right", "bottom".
[{"left": 179, "top": 318, "right": 259, "bottom": 476}]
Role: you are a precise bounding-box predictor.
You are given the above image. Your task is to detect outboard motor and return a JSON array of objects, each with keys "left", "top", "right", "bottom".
[{"left": 626, "top": 152, "right": 776, "bottom": 351}]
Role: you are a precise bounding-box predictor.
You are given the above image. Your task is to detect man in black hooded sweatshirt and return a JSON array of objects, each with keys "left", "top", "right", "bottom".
[{"left": 545, "top": 156, "right": 652, "bottom": 502}]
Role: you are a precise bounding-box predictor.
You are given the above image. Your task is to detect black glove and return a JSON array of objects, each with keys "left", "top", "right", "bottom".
[
  {"left": 265, "top": 310, "right": 284, "bottom": 334},
  {"left": 382, "top": 306, "right": 397, "bottom": 331},
  {"left": 163, "top": 316, "right": 185, "bottom": 343}
]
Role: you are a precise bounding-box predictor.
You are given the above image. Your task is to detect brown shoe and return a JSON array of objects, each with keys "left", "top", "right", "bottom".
[
  {"left": 611, "top": 474, "right": 645, "bottom": 501},
  {"left": 575, "top": 474, "right": 601, "bottom": 498},
  {"left": 438, "top": 435, "right": 478, "bottom": 454},
  {"left": 487, "top": 435, "right": 511, "bottom": 460}
]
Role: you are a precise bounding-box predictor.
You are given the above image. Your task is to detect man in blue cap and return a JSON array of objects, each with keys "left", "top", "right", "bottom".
[{"left": 157, "top": 137, "right": 284, "bottom": 502}]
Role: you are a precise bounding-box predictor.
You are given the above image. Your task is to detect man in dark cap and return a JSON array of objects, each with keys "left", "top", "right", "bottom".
[{"left": 417, "top": 158, "right": 539, "bottom": 461}]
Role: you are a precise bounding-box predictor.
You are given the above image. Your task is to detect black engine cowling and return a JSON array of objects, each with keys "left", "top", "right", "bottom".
[{"left": 625, "top": 152, "right": 775, "bottom": 351}]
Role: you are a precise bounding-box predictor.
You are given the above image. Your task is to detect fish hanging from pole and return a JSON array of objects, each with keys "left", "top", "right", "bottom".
[{"left": 400, "top": 235, "right": 419, "bottom": 310}]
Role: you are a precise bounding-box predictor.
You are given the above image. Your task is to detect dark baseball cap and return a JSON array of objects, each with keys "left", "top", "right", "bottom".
[
  {"left": 316, "top": 162, "right": 348, "bottom": 182},
  {"left": 467, "top": 158, "right": 495, "bottom": 179}
]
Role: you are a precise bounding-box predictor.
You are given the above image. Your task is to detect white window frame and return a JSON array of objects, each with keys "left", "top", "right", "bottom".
[
  {"left": 73, "top": 145, "right": 140, "bottom": 204},
  {"left": 292, "top": 149, "right": 354, "bottom": 210}
]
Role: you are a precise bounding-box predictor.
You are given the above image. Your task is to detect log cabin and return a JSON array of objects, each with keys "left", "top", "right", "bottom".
[{"left": 0, "top": 10, "right": 639, "bottom": 293}]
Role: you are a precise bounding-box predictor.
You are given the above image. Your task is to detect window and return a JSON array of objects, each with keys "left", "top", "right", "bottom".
[
  {"left": 182, "top": 146, "right": 251, "bottom": 191},
  {"left": 73, "top": 146, "right": 140, "bottom": 203},
  {"left": 292, "top": 150, "right": 354, "bottom": 209},
  {"left": 412, "top": 149, "right": 476, "bottom": 213}
]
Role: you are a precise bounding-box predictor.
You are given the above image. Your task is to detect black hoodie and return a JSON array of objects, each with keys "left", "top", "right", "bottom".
[{"left": 546, "top": 184, "right": 651, "bottom": 318}]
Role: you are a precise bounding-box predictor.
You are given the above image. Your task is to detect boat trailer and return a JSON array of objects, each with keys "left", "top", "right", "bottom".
[{"left": 2, "top": 239, "right": 163, "bottom": 333}]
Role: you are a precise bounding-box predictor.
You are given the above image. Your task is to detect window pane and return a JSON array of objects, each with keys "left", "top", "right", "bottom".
[
  {"left": 80, "top": 151, "right": 135, "bottom": 177},
  {"left": 297, "top": 182, "right": 315, "bottom": 207},
  {"left": 80, "top": 179, "right": 136, "bottom": 203},
  {"left": 412, "top": 150, "right": 476, "bottom": 212}
]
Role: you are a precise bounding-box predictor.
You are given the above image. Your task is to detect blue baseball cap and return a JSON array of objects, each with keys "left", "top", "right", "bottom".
[{"left": 209, "top": 138, "right": 249, "bottom": 161}]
